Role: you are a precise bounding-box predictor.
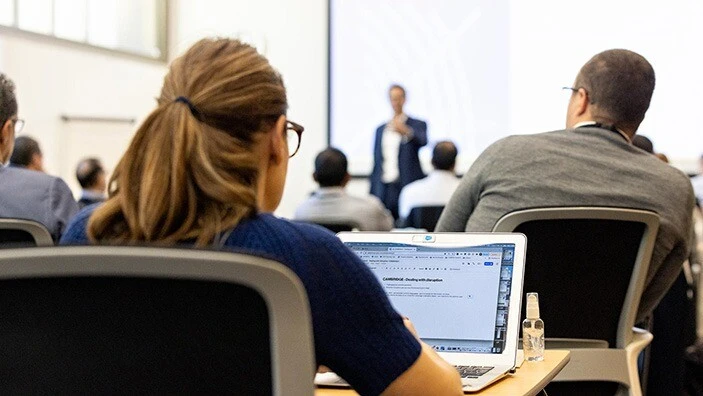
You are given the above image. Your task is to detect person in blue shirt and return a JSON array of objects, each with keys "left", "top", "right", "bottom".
[{"left": 60, "top": 38, "right": 461, "bottom": 395}]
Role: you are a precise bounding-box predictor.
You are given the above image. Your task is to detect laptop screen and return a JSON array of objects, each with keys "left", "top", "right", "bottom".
[{"left": 344, "top": 242, "right": 516, "bottom": 354}]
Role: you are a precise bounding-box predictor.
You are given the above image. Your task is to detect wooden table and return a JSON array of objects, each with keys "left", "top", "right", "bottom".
[{"left": 315, "top": 350, "right": 570, "bottom": 396}]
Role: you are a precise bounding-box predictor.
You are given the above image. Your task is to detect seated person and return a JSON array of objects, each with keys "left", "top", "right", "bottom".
[
  {"left": 60, "top": 38, "right": 461, "bottom": 395},
  {"left": 633, "top": 134, "right": 671, "bottom": 163},
  {"left": 437, "top": 49, "right": 695, "bottom": 324},
  {"left": 398, "top": 140, "right": 460, "bottom": 222},
  {"left": 0, "top": 74, "right": 78, "bottom": 240},
  {"left": 294, "top": 147, "right": 394, "bottom": 231},
  {"left": 9, "top": 135, "right": 44, "bottom": 172},
  {"left": 631, "top": 134, "right": 654, "bottom": 154},
  {"left": 75, "top": 157, "right": 107, "bottom": 208}
]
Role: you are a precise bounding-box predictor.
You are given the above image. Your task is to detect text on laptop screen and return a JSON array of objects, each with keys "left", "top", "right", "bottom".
[{"left": 345, "top": 242, "right": 515, "bottom": 354}]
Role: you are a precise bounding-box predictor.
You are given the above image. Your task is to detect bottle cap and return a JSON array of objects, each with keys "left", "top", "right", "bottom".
[{"left": 526, "top": 292, "right": 540, "bottom": 319}]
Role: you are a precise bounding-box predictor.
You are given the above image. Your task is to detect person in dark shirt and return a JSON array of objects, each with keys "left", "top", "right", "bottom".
[
  {"left": 9, "top": 135, "right": 44, "bottom": 172},
  {"left": 75, "top": 157, "right": 106, "bottom": 208}
]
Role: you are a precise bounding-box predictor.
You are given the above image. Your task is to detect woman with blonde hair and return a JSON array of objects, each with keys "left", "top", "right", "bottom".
[{"left": 61, "top": 38, "right": 461, "bottom": 395}]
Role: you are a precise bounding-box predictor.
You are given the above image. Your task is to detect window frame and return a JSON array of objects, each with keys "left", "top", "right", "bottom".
[{"left": 0, "top": 0, "right": 169, "bottom": 63}]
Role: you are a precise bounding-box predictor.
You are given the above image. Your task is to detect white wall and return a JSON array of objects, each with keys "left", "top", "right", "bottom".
[
  {"left": 2, "top": 1, "right": 699, "bottom": 222},
  {"left": 507, "top": 0, "right": 703, "bottom": 173},
  {"left": 0, "top": 0, "right": 328, "bottom": 219},
  {"left": 174, "top": 0, "right": 328, "bottom": 218},
  {"left": 0, "top": 29, "right": 166, "bottom": 195}
]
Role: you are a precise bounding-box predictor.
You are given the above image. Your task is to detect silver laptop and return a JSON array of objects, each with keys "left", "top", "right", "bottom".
[{"left": 316, "top": 232, "right": 526, "bottom": 392}]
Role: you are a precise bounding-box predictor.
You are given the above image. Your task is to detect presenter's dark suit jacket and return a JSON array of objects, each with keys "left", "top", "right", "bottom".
[{"left": 370, "top": 117, "right": 427, "bottom": 199}]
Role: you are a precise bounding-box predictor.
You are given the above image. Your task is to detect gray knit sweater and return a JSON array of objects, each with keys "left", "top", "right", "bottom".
[{"left": 436, "top": 127, "right": 695, "bottom": 323}]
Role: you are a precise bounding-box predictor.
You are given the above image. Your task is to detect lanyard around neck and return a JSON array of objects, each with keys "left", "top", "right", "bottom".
[{"left": 576, "top": 122, "right": 631, "bottom": 143}]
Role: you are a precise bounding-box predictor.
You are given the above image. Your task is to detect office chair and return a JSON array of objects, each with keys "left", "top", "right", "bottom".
[
  {"left": 493, "top": 207, "right": 659, "bottom": 396},
  {"left": 401, "top": 205, "right": 445, "bottom": 231},
  {"left": 0, "top": 246, "right": 315, "bottom": 395},
  {"left": 0, "top": 218, "right": 53, "bottom": 247},
  {"left": 307, "top": 221, "right": 360, "bottom": 233}
]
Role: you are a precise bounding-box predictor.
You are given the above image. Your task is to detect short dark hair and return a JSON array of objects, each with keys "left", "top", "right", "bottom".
[
  {"left": 431, "top": 141, "right": 458, "bottom": 171},
  {"left": 0, "top": 74, "right": 17, "bottom": 128},
  {"left": 314, "top": 147, "right": 348, "bottom": 187},
  {"left": 574, "top": 49, "right": 655, "bottom": 131},
  {"left": 631, "top": 135, "right": 654, "bottom": 154},
  {"left": 9, "top": 136, "right": 41, "bottom": 167},
  {"left": 389, "top": 84, "right": 406, "bottom": 97},
  {"left": 76, "top": 157, "right": 105, "bottom": 188}
]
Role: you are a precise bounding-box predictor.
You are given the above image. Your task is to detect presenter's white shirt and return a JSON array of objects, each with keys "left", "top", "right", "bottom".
[
  {"left": 381, "top": 114, "right": 408, "bottom": 183},
  {"left": 398, "top": 170, "right": 460, "bottom": 219},
  {"left": 294, "top": 187, "right": 394, "bottom": 231}
]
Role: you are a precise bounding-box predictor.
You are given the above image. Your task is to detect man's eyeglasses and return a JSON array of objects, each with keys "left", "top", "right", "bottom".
[
  {"left": 12, "top": 118, "right": 24, "bottom": 133},
  {"left": 562, "top": 86, "right": 593, "bottom": 103},
  {"left": 286, "top": 120, "right": 304, "bottom": 158}
]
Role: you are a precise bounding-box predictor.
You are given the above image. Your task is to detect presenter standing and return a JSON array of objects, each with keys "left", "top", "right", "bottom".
[{"left": 370, "top": 84, "right": 427, "bottom": 220}]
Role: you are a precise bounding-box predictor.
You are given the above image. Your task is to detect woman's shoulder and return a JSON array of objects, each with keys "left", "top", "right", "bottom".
[
  {"left": 246, "top": 213, "right": 340, "bottom": 243},
  {"left": 226, "top": 213, "right": 356, "bottom": 267}
]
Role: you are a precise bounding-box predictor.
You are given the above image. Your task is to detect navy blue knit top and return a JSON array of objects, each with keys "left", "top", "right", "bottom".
[{"left": 60, "top": 209, "right": 421, "bottom": 395}]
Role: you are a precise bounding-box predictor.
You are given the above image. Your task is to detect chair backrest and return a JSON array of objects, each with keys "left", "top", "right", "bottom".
[
  {"left": 492, "top": 207, "right": 659, "bottom": 348},
  {"left": 0, "top": 218, "right": 53, "bottom": 247},
  {"left": 309, "top": 221, "right": 359, "bottom": 233},
  {"left": 403, "top": 205, "right": 445, "bottom": 231},
  {"left": 0, "top": 246, "right": 315, "bottom": 395}
]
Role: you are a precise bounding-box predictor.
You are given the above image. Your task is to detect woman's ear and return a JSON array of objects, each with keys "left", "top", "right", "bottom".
[{"left": 268, "top": 115, "right": 287, "bottom": 165}]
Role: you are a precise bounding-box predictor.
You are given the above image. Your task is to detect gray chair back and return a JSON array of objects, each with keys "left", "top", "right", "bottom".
[
  {"left": 0, "top": 246, "right": 315, "bottom": 395},
  {"left": 493, "top": 207, "right": 659, "bottom": 396},
  {"left": 0, "top": 218, "right": 53, "bottom": 247},
  {"left": 402, "top": 205, "right": 445, "bottom": 231},
  {"left": 493, "top": 207, "right": 659, "bottom": 348},
  {"left": 308, "top": 221, "right": 360, "bottom": 233}
]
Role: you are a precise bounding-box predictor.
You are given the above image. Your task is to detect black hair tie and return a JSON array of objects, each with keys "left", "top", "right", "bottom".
[{"left": 174, "top": 96, "right": 203, "bottom": 121}]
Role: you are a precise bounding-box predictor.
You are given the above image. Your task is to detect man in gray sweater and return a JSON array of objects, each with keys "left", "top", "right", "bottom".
[
  {"left": 0, "top": 74, "right": 78, "bottom": 241},
  {"left": 436, "top": 49, "right": 694, "bottom": 324}
]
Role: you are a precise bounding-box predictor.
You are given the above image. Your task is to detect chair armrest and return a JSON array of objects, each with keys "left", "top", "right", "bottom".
[{"left": 623, "top": 327, "right": 653, "bottom": 396}]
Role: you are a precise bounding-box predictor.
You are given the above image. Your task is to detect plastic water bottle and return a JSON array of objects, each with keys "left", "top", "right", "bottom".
[{"left": 522, "top": 292, "right": 545, "bottom": 361}]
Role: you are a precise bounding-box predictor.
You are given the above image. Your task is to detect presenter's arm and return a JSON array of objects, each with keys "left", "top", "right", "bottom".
[
  {"left": 381, "top": 341, "right": 463, "bottom": 396},
  {"left": 409, "top": 120, "right": 428, "bottom": 147}
]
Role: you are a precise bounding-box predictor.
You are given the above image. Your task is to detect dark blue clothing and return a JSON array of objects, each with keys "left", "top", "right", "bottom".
[
  {"left": 60, "top": 209, "right": 421, "bottom": 395},
  {"left": 369, "top": 117, "right": 427, "bottom": 198}
]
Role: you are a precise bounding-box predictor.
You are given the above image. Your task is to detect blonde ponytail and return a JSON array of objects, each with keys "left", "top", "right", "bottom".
[{"left": 88, "top": 38, "right": 287, "bottom": 246}]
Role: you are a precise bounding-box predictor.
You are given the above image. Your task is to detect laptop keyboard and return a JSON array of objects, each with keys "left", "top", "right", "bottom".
[{"left": 455, "top": 365, "right": 494, "bottom": 379}]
